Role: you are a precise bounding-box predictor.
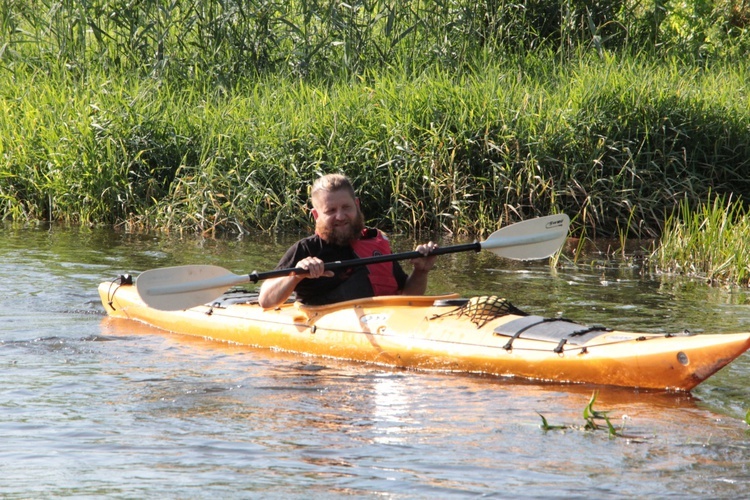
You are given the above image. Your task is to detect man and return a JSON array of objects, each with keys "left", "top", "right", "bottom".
[{"left": 258, "top": 174, "right": 438, "bottom": 308}]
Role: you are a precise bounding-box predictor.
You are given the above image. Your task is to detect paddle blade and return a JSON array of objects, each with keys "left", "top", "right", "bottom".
[
  {"left": 136, "top": 265, "right": 246, "bottom": 311},
  {"left": 480, "top": 214, "right": 569, "bottom": 260}
]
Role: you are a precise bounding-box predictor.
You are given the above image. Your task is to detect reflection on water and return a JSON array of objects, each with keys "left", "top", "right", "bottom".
[
  {"left": 1, "top": 224, "right": 749, "bottom": 497},
  {"left": 371, "top": 373, "right": 416, "bottom": 445}
]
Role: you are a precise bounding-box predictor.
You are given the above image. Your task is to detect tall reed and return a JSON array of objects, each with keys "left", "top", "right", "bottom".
[
  {"left": 2, "top": 1, "right": 750, "bottom": 239},
  {"left": 655, "top": 194, "right": 750, "bottom": 286},
  {"left": 2, "top": 1, "right": 748, "bottom": 81},
  {"left": 2, "top": 53, "right": 750, "bottom": 237}
]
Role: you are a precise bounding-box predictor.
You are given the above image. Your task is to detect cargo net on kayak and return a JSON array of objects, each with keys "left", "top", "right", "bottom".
[{"left": 434, "top": 295, "right": 526, "bottom": 328}]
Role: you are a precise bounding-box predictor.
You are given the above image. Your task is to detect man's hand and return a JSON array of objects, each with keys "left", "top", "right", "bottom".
[
  {"left": 411, "top": 241, "right": 438, "bottom": 272},
  {"left": 295, "top": 256, "right": 335, "bottom": 279}
]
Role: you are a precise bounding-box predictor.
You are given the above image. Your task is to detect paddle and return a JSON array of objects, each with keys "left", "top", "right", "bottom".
[{"left": 135, "top": 213, "right": 570, "bottom": 311}]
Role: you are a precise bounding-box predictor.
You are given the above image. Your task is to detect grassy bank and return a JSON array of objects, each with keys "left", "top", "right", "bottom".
[
  {"left": 2, "top": 54, "right": 749, "bottom": 237},
  {"left": 3, "top": 1, "right": 750, "bottom": 285}
]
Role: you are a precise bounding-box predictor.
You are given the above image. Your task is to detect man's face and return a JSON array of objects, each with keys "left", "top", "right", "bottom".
[{"left": 311, "top": 189, "right": 365, "bottom": 246}]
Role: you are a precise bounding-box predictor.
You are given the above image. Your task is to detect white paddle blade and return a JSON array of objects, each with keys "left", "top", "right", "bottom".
[
  {"left": 135, "top": 265, "right": 246, "bottom": 311},
  {"left": 481, "top": 214, "right": 570, "bottom": 260}
]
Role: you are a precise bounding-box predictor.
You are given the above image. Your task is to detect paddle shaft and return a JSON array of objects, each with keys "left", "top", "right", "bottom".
[
  {"left": 135, "top": 214, "right": 569, "bottom": 309},
  {"left": 247, "top": 242, "right": 480, "bottom": 283},
  {"left": 247, "top": 226, "right": 567, "bottom": 283}
]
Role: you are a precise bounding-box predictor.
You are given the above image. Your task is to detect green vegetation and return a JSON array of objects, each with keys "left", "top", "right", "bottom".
[
  {"left": 654, "top": 194, "right": 750, "bottom": 286},
  {"left": 538, "top": 391, "right": 644, "bottom": 439},
  {"left": 2, "top": 1, "right": 750, "bottom": 281}
]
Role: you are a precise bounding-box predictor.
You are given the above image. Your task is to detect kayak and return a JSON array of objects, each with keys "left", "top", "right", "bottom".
[{"left": 98, "top": 279, "right": 750, "bottom": 391}]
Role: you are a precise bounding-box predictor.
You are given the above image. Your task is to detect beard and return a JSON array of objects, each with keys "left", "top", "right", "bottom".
[{"left": 316, "top": 209, "right": 366, "bottom": 246}]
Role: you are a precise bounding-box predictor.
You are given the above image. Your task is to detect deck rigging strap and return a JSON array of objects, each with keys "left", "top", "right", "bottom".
[
  {"left": 106, "top": 274, "right": 133, "bottom": 311},
  {"left": 494, "top": 315, "right": 611, "bottom": 351}
]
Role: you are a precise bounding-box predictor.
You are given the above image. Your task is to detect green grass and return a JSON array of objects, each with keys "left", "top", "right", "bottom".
[
  {"left": 3, "top": 1, "right": 750, "bottom": 284},
  {"left": 654, "top": 194, "right": 750, "bottom": 286},
  {"left": 2, "top": 55, "right": 749, "bottom": 239}
]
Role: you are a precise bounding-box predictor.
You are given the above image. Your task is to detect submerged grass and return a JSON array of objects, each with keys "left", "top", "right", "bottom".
[{"left": 538, "top": 391, "right": 645, "bottom": 440}]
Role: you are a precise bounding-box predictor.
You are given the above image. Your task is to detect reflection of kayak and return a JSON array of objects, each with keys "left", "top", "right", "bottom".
[{"left": 99, "top": 281, "right": 750, "bottom": 391}]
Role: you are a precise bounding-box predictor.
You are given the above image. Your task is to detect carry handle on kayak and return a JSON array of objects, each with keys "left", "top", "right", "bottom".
[{"left": 135, "top": 214, "right": 570, "bottom": 311}]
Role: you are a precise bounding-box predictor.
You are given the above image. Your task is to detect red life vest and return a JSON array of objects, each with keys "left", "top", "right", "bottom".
[{"left": 351, "top": 228, "right": 400, "bottom": 296}]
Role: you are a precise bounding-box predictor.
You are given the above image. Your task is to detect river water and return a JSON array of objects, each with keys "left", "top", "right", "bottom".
[{"left": 1, "top": 224, "right": 749, "bottom": 498}]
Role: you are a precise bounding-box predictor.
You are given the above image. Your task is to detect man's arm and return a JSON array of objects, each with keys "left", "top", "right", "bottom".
[
  {"left": 257, "top": 256, "right": 333, "bottom": 308},
  {"left": 401, "top": 242, "right": 438, "bottom": 295},
  {"left": 258, "top": 275, "right": 305, "bottom": 309},
  {"left": 401, "top": 268, "right": 431, "bottom": 295}
]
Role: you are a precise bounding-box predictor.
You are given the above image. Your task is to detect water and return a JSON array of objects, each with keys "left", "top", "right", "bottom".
[{"left": 2, "top": 224, "right": 750, "bottom": 498}]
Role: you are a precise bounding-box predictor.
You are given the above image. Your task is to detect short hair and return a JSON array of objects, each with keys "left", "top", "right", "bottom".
[{"left": 311, "top": 174, "right": 356, "bottom": 202}]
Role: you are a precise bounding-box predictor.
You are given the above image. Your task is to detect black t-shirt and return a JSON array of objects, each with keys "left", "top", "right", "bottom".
[{"left": 276, "top": 232, "right": 408, "bottom": 305}]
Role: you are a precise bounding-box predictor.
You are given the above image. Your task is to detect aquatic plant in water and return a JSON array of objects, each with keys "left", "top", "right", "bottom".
[{"left": 538, "top": 391, "right": 637, "bottom": 439}]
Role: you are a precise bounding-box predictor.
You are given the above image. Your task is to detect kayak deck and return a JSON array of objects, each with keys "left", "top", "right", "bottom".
[{"left": 99, "top": 281, "right": 750, "bottom": 391}]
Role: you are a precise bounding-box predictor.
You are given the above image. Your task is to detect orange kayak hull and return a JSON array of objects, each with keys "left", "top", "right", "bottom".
[{"left": 99, "top": 282, "right": 750, "bottom": 391}]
